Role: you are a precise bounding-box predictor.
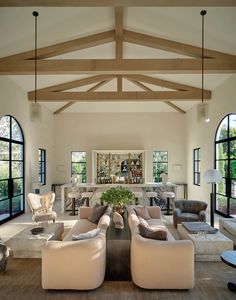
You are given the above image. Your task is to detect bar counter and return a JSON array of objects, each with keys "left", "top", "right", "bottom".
[{"left": 61, "top": 182, "right": 177, "bottom": 213}]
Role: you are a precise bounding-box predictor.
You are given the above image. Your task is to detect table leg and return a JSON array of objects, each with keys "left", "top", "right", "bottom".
[
  {"left": 164, "top": 198, "right": 172, "bottom": 215},
  {"left": 69, "top": 198, "right": 77, "bottom": 216},
  {"left": 228, "top": 282, "right": 236, "bottom": 292},
  {"left": 149, "top": 198, "right": 153, "bottom": 206}
]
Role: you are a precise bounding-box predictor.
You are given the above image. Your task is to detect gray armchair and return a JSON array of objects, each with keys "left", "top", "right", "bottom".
[{"left": 173, "top": 200, "right": 207, "bottom": 228}]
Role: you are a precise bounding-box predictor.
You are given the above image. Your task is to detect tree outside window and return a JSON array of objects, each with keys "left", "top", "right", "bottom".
[
  {"left": 193, "top": 148, "right": 201, "bottom": 186},
  {"left": 153, "top": 151, "right": 168, "bottom": 183},
  {"left": 39, "top": 149, "right": 46, "bottom": 185},
  {"left": 71, "top": 151, "right": 87, "bottom": 183}
]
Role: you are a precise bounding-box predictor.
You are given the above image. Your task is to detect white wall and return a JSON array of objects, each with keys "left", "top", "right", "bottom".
[
  {"left": 186, "top": 75, "right": 236, "bottom": 212},
  {"left": 0, "top": 77, "right": 55, "bottom": 211},
  {"left": 53, "top": 112, "right": 187, "bottom": 185}
]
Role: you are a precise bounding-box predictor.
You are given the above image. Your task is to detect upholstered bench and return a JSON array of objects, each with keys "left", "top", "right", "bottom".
[{"left": 219, "top": 218, "right": 236, "bottom": 246}]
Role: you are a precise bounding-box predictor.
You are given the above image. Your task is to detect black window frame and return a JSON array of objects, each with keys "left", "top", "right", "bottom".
[
  {"left": 153, "top": 150, "right": 168, "bottom": 183},
  {"left": 71, "top": 151, "right": 87, "bottom": 183},
  {"left": 193, "top": 148, "right": 201, "bottom": 186},
  {"left": 38, "top": 148, "right": 46, "bottom": 185}
]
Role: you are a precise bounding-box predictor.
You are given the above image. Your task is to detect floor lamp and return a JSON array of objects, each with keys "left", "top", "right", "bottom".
[{"left": 203, "top": 169, "right": 222, "bottom": 227}]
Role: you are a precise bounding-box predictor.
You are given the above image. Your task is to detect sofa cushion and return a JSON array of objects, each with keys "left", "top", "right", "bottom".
[
  {"left": 134, "top": 206, "right": 151, "bottom": 220},
  {"left": 72, "top": 228, "right": 100, "bottom": 240},
  {"left": 63, "top": 219, "right": 97, "bottom": 241},
  {"left": 138, "top": 220, "right": 167, "bottom": 241},
  {"left": 88, "top": 204, "right": 108, "bottom": 224},
  {"left": 179, "top": 213, "right": 200, "bottom": 221},
  {"left": 223, "top": 220, "right": 236, "bottom": 236}
]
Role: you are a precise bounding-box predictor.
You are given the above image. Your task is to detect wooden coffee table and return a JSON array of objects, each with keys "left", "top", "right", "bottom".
[
  {"left": 9, "top": 222, "right": 64, "bottom": 258},
  {"left": 221, "top": 251, "right": 236, "bottom": 292}
]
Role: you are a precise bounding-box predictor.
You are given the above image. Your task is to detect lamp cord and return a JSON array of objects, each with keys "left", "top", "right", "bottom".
[
  {"left": 33, "top": 11, "right": 39, "bottom": 104},
  {"left": 201, "top": 10, "right": 206, "bottom": 104}
]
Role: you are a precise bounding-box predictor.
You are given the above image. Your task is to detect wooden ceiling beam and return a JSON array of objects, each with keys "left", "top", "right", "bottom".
[
  {"left": 115, "top": 7, "right": 123, "bottom": 59},
  {"left": 124, "top": 30, "right": 235, "bottom": 60},
  {"left": 53, "top": 78, "right": 112, "bottom": 114},
  {"left": 33, "top": 75, "right": 115, "bottom": 93},
  {"left": 125, "top": 77, "right": 186, "bottom": 114},
  {"left": 1, "top": 58, "right": 236, "bottom": 74},
  {"left": 124, "top": 74, "right": 203, "bottom": 93},
  {"left": 117, "top": 75, "right": 122, "bottom": 92},
  {"left": 28, "top": 90, "right": 211, "bottom": 102},
  {"left": 0, "top": 30, "right": 115, "bottom": 61},
  {"left": 1, "top": 1, "right": 235, "bottom": 7}
]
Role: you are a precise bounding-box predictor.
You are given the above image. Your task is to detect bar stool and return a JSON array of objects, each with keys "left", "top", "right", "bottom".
[
  {"left": 163, "top": 192, "right": 175, "bottom": 215},
  {"left": 81, "top": 192, "right": 94, "bottom": 207},
  {"left": 133, "top": 192, "right": 143, "bottom": 205},
  {"left": 146, "top": 192, "right": 158, "bottom": 206},
  {"left": 68, "top": 191, "right": 80, "bottom": 216}
]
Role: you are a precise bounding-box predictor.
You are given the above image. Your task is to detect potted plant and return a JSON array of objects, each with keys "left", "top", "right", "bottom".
[{"left": 100, "top": 186, "right": 134, "bottom": 215}]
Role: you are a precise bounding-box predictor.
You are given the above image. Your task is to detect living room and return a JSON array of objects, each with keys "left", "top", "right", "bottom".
[{"left": 0, "top": 1, "right": 236, "bottom": 299}]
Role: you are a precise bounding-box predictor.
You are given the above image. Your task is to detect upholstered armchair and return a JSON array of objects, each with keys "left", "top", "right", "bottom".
[
  {"left": 173, "top": 200, "right": 207, "bottom": 228},
  {"left": 27, "top": 192, "right": 57, "bottom": 223}
]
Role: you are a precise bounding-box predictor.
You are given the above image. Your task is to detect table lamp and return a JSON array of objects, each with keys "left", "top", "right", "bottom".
[{"left": 203, "top": 169, "right": 222, "bottom": 227}]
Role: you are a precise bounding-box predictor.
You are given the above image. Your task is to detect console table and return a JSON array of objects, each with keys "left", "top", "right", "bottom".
[{"left": 106, "top": 212, "right": 131, "bottom": 281}]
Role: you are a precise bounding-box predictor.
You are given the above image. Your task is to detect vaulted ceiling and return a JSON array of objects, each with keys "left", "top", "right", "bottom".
[{"left": 0, "top": 1, "right": 236, "bottom": 113}]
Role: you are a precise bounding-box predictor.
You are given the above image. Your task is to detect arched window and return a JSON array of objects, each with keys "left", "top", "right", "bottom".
[
  {"left": 0, "top": 115, "right": 25, "bottom": 224},
  {"left": 215, "top": 114, "right": 236, "bottom": 218}
]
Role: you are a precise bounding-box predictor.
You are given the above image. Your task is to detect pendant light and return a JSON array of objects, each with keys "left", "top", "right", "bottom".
[
  {"left": 30, "top": 11, "right": 42, "bottom": 122},
  {"left": 197, "top": 10, "right": 210, "bottom": 123}
]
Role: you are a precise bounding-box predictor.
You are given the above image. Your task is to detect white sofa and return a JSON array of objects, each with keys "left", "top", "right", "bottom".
[
  {"left": 128, "top": 206, "right": 194, "bottom": 289},
  {"left": 42, "top": 206, "right": 111, "bottom": 290},
  {"left": 219, "top": 218, "right": 236, "bottom": 246}
]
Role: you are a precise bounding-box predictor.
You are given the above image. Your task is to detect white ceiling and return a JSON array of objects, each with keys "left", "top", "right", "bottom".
[{"left": 0, "top": 7, "right": 235, "bottom": 113}]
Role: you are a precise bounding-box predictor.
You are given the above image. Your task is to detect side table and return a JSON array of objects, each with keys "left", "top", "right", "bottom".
[
  {"left": 106, "top": 212, "right": 131, "bottom": 281},
  {"left": 220, "top": 251, "right": 236, "bottom": 292}
]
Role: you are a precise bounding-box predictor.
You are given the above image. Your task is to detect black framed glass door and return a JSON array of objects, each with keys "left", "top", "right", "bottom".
[
  {"left": 0, "top": 115, "right": 25, "bottom": 224},
  {"left": 215, "top": 114, "right": 236, "bottom": 217}
]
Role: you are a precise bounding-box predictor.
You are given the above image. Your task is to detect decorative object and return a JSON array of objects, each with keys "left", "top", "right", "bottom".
[
  {"left": 197, "top": 10, "right": 210, "bottom": 123},
  {"left": 160, "top": 173, "right": 168, "bottom": 185},
  {"left": 100, "top": 186, "right": 134, "bottom": 214},
  {"left": 113, "top": 212, "right": 124, "bottom": 229},
  {"left": 31, "top": 227, "right": 44, "bottom": 235},
  {"left": 203, "top": 169, "right": 222, "bottom": 227},
  {"left": 30, "top": 11, "right": 42, "bottom": 122}
]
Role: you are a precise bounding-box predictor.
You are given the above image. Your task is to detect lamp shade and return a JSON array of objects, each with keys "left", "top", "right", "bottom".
[{"left": 203, "top": 169, "right": 222, "bottom": 184}]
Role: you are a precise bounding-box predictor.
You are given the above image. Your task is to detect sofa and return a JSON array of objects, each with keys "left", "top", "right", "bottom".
[
  {"left": 173, "top": 200, "right": 207, "bottom": 228},
  {"left": 128, "top": 206, "right": 194, "bottom": 289},
  {"left": 42, "top": 206, "right": 111, "bottom": 290},
  {"left": 219, "top": 218, "right": 236, "bottom": 246}
]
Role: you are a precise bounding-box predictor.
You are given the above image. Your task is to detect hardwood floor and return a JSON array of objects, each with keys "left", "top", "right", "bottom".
[{"left": 0, "top": 258, "right": 236, "bottom": 300}]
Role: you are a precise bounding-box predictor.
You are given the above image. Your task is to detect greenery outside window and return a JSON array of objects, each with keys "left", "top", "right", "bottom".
[
  {"left": 71, "top": 151, "right": 87, "bottom": 183},
  {"left": 193, "top": 148, "right": 201, "bottom": 186},
  {"left": 39, "top": 149, "right": 46, "bottom": 185},
  {"left": 153, "top": 151, "right": 168, "bottom": 183},
  {"left": 215, "top": 114, "right": 236, "bottom": 217}
]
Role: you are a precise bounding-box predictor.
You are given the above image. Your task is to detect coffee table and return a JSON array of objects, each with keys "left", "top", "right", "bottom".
[
  {"left": 9, "top": 222, "right": 64, "bottom": 258},
  {"left": 221, "top": 251, "right": 236, "bottom": 292},
  {"left": 177, "top": 223, "right": 233, "bottom": 261}
]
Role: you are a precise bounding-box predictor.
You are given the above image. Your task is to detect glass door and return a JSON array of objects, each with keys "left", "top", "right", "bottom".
[
  {"left": 215, "top": 114, "right": 236, "bottom": 217},
  {"left": 0, "top": 115, "right": 24, "bottom": 224}
]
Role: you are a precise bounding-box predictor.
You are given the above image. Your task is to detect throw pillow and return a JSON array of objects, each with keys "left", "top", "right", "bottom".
[
  {"left": 72, "top": 228, "right": 100, "bottom": 240},
  {"left": 134, "top": 206, "right": 151, "bottom": 220},
  {"left": 138, "top": 222, "right": 167, "bottom": 241},
  {"left": 88, "top": 203, "right": 108, "bottom": 224}
]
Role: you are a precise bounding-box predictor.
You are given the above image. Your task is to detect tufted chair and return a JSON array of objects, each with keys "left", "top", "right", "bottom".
[
  {"left": 173, "top": 200, "right": 207, "bottom": 228},
  {"left": 27, "top": 192, "right": 57, "bottom": 223}
]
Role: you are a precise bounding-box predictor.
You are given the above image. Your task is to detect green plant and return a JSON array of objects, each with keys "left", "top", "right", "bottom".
[{"left": 100, "top": 186, "right": 134, "bottom": 208}]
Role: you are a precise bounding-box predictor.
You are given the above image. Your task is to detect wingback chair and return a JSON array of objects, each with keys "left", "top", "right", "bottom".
[
  {"left": 27, "top": 192, "right": 57, "bottom": 223},
  {"left": 173, "top": 200, "right": 207, "bottom": 228}
]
